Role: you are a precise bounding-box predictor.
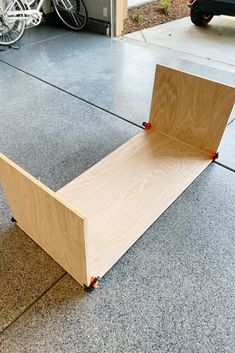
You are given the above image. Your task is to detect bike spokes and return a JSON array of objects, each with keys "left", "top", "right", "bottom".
[
  {"left": 0, "top": 0, "right": 88, "bottom": 46},
  {"left": 0, "top": 0, "right": 25, "bottom": 46},
  {"left": 53, "top": 0, "right": 87, "bottom": 31}
]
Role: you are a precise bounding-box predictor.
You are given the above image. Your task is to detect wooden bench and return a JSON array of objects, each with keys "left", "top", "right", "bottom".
[{"left": 1, "top": 65, "right": 234, "bottom": 288}]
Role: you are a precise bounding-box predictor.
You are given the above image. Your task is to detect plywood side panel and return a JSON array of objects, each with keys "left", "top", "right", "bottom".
[
  {"left": 0, "top": 153, "right": 88, "bottom": 286},
  {"left": 149, "top": 65, "right": 235, "bottom": 154},
  {"left": 58, "top": 131, "right": 211, "bottom": 279}
]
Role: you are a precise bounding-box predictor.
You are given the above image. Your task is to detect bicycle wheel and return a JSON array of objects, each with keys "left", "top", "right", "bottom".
[
  {"left": 53, "top": 0, "right": 88, "bottom": 31},
  {"left": 0, "top": 0, "right": 25, "bottom": 46}
]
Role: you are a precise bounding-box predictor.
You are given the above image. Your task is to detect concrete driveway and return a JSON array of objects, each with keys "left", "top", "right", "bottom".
[{"left": 125, "top": 15, "right": 235, "bottom": 66}]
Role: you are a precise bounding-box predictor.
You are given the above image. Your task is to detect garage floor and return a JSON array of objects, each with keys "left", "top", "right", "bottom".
[{"left": 0, "top": 22, "right": 234, "bottom": 353}]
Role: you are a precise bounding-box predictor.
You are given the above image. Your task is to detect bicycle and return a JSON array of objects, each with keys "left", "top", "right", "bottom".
[{"left": 0, "top": 0, "right": 88, "bottom": 46}]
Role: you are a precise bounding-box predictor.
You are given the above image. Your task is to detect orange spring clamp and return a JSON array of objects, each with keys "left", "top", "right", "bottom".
[
  {"left": 84, "top": 276, "right": 100, "bottom": 292},
  {"left": 142, "top": 121, "right": 152, "bottom": 130},
  {"left": 210, "top": 151, "right": 219, "bottom": 160}
]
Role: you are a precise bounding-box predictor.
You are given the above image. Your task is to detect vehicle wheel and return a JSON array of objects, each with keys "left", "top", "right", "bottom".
[
  {"left": 0, "top": 0, "right": 25, "bottom": 46},
  {"left": 190, "top": 5, "right": 213, "bottom": 26},
  {"left": 53, "top": 0, "right": 88, "bottom": 31}
]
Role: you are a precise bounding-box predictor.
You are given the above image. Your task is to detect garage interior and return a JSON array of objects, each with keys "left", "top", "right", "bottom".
[{"left": 0, "top": 1, "right": 234, "bottom": 352}]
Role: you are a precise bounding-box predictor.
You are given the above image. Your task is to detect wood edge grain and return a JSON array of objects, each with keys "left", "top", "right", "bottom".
[{"left": 155, "top": 64, "right": 235, "bottom": 89}]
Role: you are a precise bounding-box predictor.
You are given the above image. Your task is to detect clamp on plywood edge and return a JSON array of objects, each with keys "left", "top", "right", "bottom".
[
  {"left": 84, "top": 276, "right": 100, "bottom": 292},
  {"left": 210, "top": 151, "right": 219, "bottom": 161},
  {"left": 11, "top": 216, "right": 17, "bottom": 223},
  {"left": 142, "top": 121, "right": 152, "bottom": 130}
]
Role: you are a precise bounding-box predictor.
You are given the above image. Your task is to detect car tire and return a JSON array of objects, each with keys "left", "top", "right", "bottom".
[{"left": 190, "top": 5, "right": 213, "bottom": 26}]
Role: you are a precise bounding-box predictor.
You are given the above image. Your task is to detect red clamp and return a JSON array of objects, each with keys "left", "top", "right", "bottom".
[
  {"left": 142, "top": 121, "right": 152, "bottom": 130},
  {"left": 84, "top": 276, "right": 100, "bottom": 292},
  {"left": 210, "top": 151, "right": 219, "bottom": 160}
]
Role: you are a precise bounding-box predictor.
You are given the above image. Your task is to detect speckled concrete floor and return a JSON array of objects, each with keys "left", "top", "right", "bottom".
[{"left": 0, "top": 25, "right": 234, "bottom": 353}]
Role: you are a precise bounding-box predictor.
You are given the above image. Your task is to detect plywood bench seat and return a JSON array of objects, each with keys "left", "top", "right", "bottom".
[
  {"left": 57, "top": 130, "right": 211, "bottom": 278},
  {"left": 1, "top": 65, "right": 234, "bottom": 288}
]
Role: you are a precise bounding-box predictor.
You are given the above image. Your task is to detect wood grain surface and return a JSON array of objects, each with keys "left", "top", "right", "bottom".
[
  {"left": 57, "top": 131, "right": 211, "bottom": 278},
  {"left": 149, "top": 65, "right": 235, "bottom": 154},
  {"left": 0, "top": 153, "right": 89, "bottom": 286},
  {"left": 2, "top": 66, "right": 232, "bottom": 285}
]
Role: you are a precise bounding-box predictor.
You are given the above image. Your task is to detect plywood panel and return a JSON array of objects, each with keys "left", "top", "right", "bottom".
[
  {"left": 57, "top": 131, "right": 211, "bottom": 278},
  {"left": 2, "top": 66, "right": 231, "bottom": 287},
  {"left": 0, "top": 154, "right": 89, "bottom": 286},
  {"left": 149, "top": 65, "right": 235, "bottom": 154}
]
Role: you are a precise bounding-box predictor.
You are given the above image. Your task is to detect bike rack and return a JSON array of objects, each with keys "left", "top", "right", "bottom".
[{"left": 0, "top": 65, "right": 234, "bottom": 289}]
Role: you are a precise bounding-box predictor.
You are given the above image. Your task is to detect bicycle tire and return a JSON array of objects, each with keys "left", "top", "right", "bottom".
[
  {"left": 0, "top": 0, "right": 26, "bottom": 46},
  {"left": 53, "top": 0, "right": 88, "bottom": 31}
]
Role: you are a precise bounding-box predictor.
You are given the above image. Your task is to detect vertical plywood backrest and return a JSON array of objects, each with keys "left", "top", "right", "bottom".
[
  {"left": 0, "top": 153, "right": 88, "bottom": 286},
  {"left": 149, "top": 65, "right": 235, "bottom": 154}
]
